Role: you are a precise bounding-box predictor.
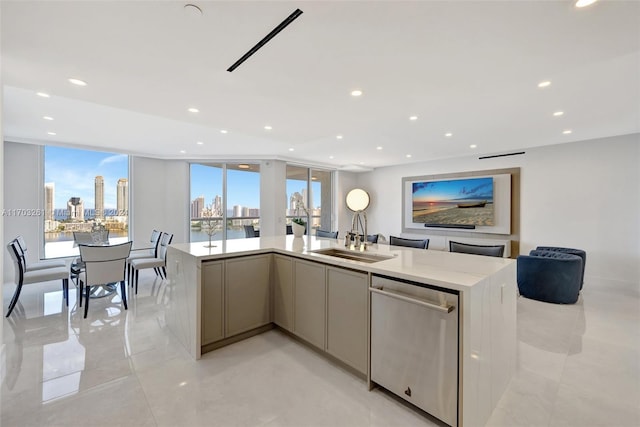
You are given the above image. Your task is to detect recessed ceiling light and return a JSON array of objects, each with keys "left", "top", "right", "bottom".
[
  {"left": 553, "top": 111, "right": 564, "bottom": 117},
  {"left": 264, "top": 125, "right": 272, "bottom": 130},
  {"left": 350, "top": 89, "right": 363, "bottom": 97},
  {"left": 359, "top": 162, "right": 365, "bottom": 165},
  {"left": 376, "top": 146, "right": 383, "bottom": 150},
  {"left": 68, "top": 78, "right": 87, "bottom": 86},
  {"left": 37, "top": 92, "right": 50, "bottom": 98},
  {"left": 575, "top": 0, "right": 598, "bottom": 7},
  {"left": 196, "top": 141, "right": 204, "bottom": 145},
  {"left": 336, "top": 135, "right": 343, "bottom": 140},
  {"left": 563, "top": 130, "right": 573, "bottom": 134},
  {"left": 470, "top": 144, "right": 477, "bottom": 149},
  {"left": 409, "top": 115, "right": 418, "bottom": 121},
  {"left": 238, "top": 164, "right": 250, "bottom": 169},
  {"left": 187, "top": 107, "right": 199, "bottom": 113},
  {"left": 537, "top": 80, "right": 551, "bottom": 88},
  {"left": 445, "top": 133, "right": 453, "bottom": 137},
  {"left": 405, "top": 154, "right": 412, "bottom": 158},
  {"left": 43, "top": 116, "right": 54, "bottom": 121},
  {"left": 220, "top": 130, "right": 228, "bottom": 134},
  {"left": 47, "top": 131, "right": 57, "bottom": 136},
  {"left": 329, "top": 156, "right": 334, "bottom": 159},
  {"left": 288, "top": 148, "right": 294, "bottom": 152},
  {"left": 179, "top": 150, "right": 187, "bottom": 154}
]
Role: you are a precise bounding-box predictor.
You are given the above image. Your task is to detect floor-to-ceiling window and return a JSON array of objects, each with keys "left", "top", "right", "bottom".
[
  {"left": 285, "top": 165, "right": 332, "bottom": 235},
  {"left": 190, "top": 163, "right": 260, "bottom": 242},
  {"left": 43, "top": 146, "right": 129, "bottom": 258}
]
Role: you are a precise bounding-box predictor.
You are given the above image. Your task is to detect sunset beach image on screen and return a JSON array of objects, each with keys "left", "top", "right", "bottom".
[{"left": 412, "top": 177, "right": 494, "bottom": 226}]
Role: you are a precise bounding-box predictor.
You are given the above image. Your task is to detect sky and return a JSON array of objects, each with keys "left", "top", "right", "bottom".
[
  {"left": 412, "top": 177, "right": 493, "bottom": 202},
  {"left": 45, "top": 146, "right": 128, "bottom": 209}
]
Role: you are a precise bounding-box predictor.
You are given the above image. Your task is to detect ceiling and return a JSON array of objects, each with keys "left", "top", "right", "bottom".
[{"left": 2, "top": 1, "right": 639, "bottom": 170}]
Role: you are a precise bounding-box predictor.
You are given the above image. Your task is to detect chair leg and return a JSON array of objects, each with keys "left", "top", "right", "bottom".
[
  {"left": 63, "top": 278, "right": 69, "bottom": 306},
  {"left": 84, "top": 285, "right": 90, "bottom": 318},
  {"left": 162, "top": 267, "right": 167, "bottom": 279},
  {"left": 120, "top": 280, "right": 128, "bottom": 310},
  {"left": 135, "top": 270, "right": 140, "bottom": 295},
  {"left": 78, "top": 279, "right": 84, "bottom": 307},
  {"left": 154, "top": 267, "right": 160, "bottom": 277},
  {"left": 6, "top": 281, "right": 24, "bottom": 317}
]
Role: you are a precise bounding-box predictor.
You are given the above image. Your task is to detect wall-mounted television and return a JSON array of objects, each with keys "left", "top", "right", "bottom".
[
  {"left": 403, "top": 173, "right": 511, "bottom": 235},
  {"left": 412, "top": 177, "right": 494, "bottom": 227}
]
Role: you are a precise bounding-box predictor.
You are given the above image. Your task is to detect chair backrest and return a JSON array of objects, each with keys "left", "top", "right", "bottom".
[
  {"left": 150, "top": 229, "right": 162, "bottom": 256},
  {"left": 12, "top": 237, "right": 28, "bottom": 269},
  {"left": 449, "top": 241, "right": 505, "bottom": 258},
  {"left": 244, "top": 225, "right": 258, "bottom": 238},
  {"left": 286, "top": 225, "right": 293, "bottom": 235},
  {"left": 79, "top": 242, "right": 132, "bottom": 285},
  {"left": 7, "top": 241, "right": 26, "bottom": 283},
  {"left": 157, "top": 232, "right": 174, "bottom": 260},
  {"left": 389, "top": 236, "right": 429, "bottom": 249},
  {"left": 316, "top": 229, "right": 338, "bottom": 239},
  {"left": 15, "top": 235, "right": 27, "bottom": 255},
  {"left": 91, "top": 229, "right": 109, "bottom": 244},
  {"left": 366, "top": 234, "right": 379, "bottom": 244}
]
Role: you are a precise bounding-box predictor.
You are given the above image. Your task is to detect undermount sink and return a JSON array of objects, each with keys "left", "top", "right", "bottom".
[{"left": 310, "top": 248, "right": 394, "bottom": 264}]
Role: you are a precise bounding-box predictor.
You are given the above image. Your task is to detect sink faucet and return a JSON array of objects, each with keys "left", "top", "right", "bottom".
[{"left": 350, "top": 210, "right": 368, "bottom": 251}]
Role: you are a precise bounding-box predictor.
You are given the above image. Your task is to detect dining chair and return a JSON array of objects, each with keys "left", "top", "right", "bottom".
[
  {"left": 316, "top": 229, "right": 339, "bottom": 238},
  {"left": 389, "top": 236, "right": 429, "bottom": 249},
  {"left": 6, "top": 240, "right": 70, "bottom": 317},
  {"left": 77, "top": 241, "right": 132, "bottom": 318},
  {"left": 126, "top": 229, "right": 162, "bottom": 283},
  {"left": 244, "top": 225, "right": 259, "bottom": 238},
  {"left": 129, "top": 232, "right": 173, "bottom": 295},
  {"left": 14, "top": 235, "right": 66, "bottom": 271},
  {"left": 366, "top": 234, "right": 379, "bottom": 244},
  {"left": 449, "top": 240, "right": 505, "bottom": 257}
]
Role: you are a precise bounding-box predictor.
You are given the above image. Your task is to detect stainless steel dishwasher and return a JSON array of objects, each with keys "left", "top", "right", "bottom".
[{"left": 370, "top": 275, "right": 459, "bottom": 427}]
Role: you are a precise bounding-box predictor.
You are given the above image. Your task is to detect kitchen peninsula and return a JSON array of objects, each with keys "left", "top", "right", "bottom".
[{"left": 166, "top": 235, "right": 516, "bottom": 427}]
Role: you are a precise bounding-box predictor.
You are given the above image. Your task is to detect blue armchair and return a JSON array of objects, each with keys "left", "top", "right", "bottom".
[
  {"left": 536, "top": 246, "right": 586, "bottom": 289},
  {"left": 517, "top": 250, "right": 583, "bottom": 304}
]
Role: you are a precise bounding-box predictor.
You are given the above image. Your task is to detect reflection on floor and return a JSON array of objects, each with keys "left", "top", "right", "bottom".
[{"left": 2, "top": 271, "right": 639, "bottom": 426}]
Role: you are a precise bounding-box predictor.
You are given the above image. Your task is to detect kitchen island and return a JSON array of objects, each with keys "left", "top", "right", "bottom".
[{"left": 166, "top": 235, "right": 516, "bottom": 427}]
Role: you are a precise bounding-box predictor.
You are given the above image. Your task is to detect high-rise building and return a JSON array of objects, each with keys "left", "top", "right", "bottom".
[
  {"left": 214, "top": 195, "right": 222, "bottom": 216},
  {"left": 44, "top": 182, "right": 55, "bottom": 221},
  {"left": 191, "top": 195, "right": 205, "bottom": 219},
  {"left": 95, "top": 175, "right": 104, "bottom": 219},
  {"left": 117, "top": 178, "right": 128, "bottom": 215},
  {"left": 67, "top": 197, "right": 84, "bottom": 221},
  {"left": 233, "top": 205, "right": 243, "bottom": 217}
]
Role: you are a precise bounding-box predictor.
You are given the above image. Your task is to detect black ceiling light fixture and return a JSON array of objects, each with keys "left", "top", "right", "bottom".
[
  {"left": 478, "top": 151, "right": 526, "bottom": 160},
  {"left": 227, "top": 8, "right": 303, "bottom": 72}
]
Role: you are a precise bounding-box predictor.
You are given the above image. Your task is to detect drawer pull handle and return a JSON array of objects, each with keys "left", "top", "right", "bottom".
[{"left": 370, "top": 286, "right": 454, "bottom": 313}]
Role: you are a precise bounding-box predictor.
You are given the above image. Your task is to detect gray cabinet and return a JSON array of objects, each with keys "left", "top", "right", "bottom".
[
  {"left": 225, "top": 254, "right": 271, "bottom": 337},
  {"left": 294, "top": 259, "right": 326, "bottom": 350},
  {"left": 273, "top": 255, "right": 294, "bottom": 331},
  {"left": 326, "top": 267, "right": 368, "bottom": 374},
  {"left": 202, "top": 261, "right": 224, "bottom": 345}
]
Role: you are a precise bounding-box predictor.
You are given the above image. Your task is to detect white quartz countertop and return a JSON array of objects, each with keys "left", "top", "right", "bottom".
[{"left": 169, "top": 236, "right": 514, "bottom": 291}]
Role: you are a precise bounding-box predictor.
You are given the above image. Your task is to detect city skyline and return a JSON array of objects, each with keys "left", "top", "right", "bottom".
[{"left": 45, "top": 146, "right": 128, "bottom": 209}]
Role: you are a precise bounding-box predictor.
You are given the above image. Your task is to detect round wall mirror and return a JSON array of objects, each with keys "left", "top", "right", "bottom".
[{"left": 346, "top": 188, "right": 370, "bottom": 212}]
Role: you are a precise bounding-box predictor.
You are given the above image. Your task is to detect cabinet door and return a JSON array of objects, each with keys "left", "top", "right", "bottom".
[
  {"left": 202, "top": 261, "right": 224, "bottom": 345},
  {"left": 273, "top": 255, "right": 294, "bottom": 331},
  {"left": 327, "top": 267, "right": 368, "bottom": 374},
  {"left": 225, "top": 254, "right": 271, "bottom": 337},
  {"left": 294, "top": 259, "right": 326, "bottom": 350}
]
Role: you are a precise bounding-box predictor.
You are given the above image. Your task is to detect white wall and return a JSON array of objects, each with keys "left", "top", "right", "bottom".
[
  {"left": 130, "top": 156, "right": 188, "bottom": 246},
  {"left": 358, "top": 134, "right": 640, "bottom": 288},
  {"left": 3, "top": 142, "right": 41, "bottom": 283},
  {"left": 335, "top": 170, "right": 359, "bottom": 235},
  {"left": 260, "top": 160, "right": 287, "bottom": 237}
]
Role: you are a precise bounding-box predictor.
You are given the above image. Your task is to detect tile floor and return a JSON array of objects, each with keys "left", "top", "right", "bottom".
[{"left": 1, "top": 271, "right": 639, "bottom": 427}]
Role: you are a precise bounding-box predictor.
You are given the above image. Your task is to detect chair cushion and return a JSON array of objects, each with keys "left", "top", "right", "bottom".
[
  {"left": 130, "top": 257, "right": 164, "bottom": 269},
  {"left": 26, "top": 259, "right": 67, "bottom": 271},
  {"left": 23, "top": 266, "right": 69, "bottom": 285},
  {"left": 127, "top": 250, "right": 155, "bottom": 261}
]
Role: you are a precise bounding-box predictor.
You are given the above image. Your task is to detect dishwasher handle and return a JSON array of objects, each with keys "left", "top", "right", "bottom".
[{"left": 370, "top": 286, "right": 455, "bottom": 313}]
